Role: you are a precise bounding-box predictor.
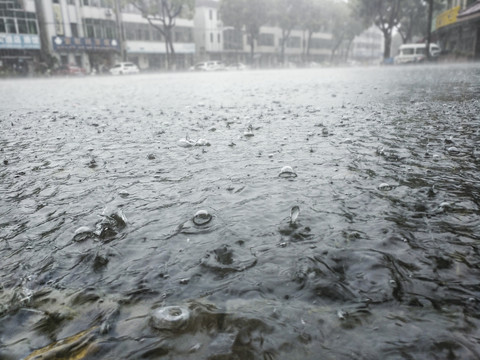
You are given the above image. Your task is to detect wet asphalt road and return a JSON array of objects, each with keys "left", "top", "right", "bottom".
[{"left": 1, "top": 63, "right": 480, "bottom": 359}]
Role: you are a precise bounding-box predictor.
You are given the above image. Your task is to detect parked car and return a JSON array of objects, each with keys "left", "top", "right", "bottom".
[
  {"left": 109, "top": 62, "right": 140, "bottom": 75},
  {"left": 394, "top": 43, "right": 441, "bottom": 65},
  {"left": 54, "top": 64, "right": 86, "bottom": 76},
  {"left": 226, "top": 62, "right": 247, "bottom": 71},
  {"left": 190, "top": 61, "right": 226, "bottom": 71}
]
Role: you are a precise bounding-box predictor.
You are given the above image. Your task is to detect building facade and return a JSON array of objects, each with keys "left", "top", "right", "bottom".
[
  {"left": 194, "top": 0, "right": 332, "bottom": 67},
  {"left": 121, "top": 3, "right": 195, "bottom": 71},
  {"left": 434, "top": 0, "right": 480, "bottom": 60}
]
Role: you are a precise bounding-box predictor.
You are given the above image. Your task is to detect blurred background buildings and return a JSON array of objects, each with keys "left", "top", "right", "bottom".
[{"left": 1, "top": 0, "right": 479, "bottom": 75}]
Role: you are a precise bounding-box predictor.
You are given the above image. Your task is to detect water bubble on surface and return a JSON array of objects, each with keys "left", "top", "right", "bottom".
[
  {"left": 151, "top": 306, "right": 190, "bottom": 330},
  {"left": 119, "top": 190, "right": 129, "bottom": 198},
  {"left": 290, "top": 206, "right": 300, "bottom": 225},
  {"left": 322, "top": 128, "right": 328, "bottom": 136},
  {"left": 178, "top": 135, "right": 196, "bottom": 148},
  {"left": 279, "top": 166, "right": 297, "bottom": 178},
  {"left": 193, "top": 209, "right": 213, "bottom": 226},
  {"left": 378, "top": 183, "right": 393, "bottom": 191},
  {"left": 147, "top": 153, "right": 155, "bottom": 160},
  {"left": 195, "top": 138, "right": 210, "bottom": 146},
  {"left": 447, "top": 146, "right": 460, "bottom": 155},
  {"left": 73, "top": 226, "right": 96, "bottom": 242}
]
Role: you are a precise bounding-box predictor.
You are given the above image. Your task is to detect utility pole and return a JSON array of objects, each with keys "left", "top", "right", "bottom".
[
  {"left": 34, "top": 0, "right": 54, "bottom": 68},
  {"left": 114, "top": 0, "right": 126, "bottom": 61},
  {"left": 426, "top": 0, "right": 434, "bottom": 60}
]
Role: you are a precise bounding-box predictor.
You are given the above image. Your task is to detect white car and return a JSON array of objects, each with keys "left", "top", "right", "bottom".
[
  {"left": 190, "top": 61, "right": 226, "bottom": 71},
  {"left": 109, "top": 62, "right": 140, "bottom": 75},
  {"left": 226, "top": 62, "right": 247, "bottom": 71}
]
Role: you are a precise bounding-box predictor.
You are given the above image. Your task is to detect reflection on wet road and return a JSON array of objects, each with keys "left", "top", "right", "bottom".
[{"left": 1, "top": 64, "right": 480, "bottom": 359}]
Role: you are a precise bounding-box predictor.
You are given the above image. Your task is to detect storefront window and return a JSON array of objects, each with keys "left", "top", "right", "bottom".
[{"left": 0, "top": 18, "right": 5, "bottom": 33}]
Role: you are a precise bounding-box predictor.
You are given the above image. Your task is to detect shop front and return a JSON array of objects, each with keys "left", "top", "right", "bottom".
[
  {"left": 0, "top": 33, "right": 40, "bottom": 75},
  {"left": 52, "top": 35, "right": 120, "bottom": 73}
]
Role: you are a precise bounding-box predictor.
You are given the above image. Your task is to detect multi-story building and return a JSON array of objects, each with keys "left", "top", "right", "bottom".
[
  {"left": 37, "top": 0, "right": 121, "bottom": 73},
  {"left": 0, "top": 0, "right": 41, "bottom": 74},
  {"left": 2, "top": 0, "right": 195, "bottom": 74},
  {"left": 434, "top": 0, "right": 480, "bottom": 60},
  {"left": 194, "top": 0, "right": 332, "bottom": 67}
]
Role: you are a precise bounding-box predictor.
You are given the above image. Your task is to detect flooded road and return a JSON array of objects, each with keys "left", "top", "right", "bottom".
[{"left": 1, "top": 63, "right": 480, "bottom": 359}]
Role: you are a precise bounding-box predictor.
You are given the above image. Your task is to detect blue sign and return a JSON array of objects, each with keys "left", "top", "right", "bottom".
[
  {"left": 0, "top": 34, "right": 40, "bottom": 50},
  {"left": 52, "top": 36, "right": 120, "bottom": 52}
]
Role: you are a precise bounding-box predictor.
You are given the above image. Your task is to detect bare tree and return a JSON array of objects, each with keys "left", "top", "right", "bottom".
[{"left": 129, "top": 0, "right": 194, "bottom": 70}]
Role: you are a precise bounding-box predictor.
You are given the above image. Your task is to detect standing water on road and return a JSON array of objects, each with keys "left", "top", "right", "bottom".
[{"left": 1, "top": 64, "right": 480, "bottom": 359}]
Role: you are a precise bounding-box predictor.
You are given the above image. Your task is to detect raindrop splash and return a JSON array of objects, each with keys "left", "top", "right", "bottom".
[
  {"left": 151, "top": 306, "right": 190, "bottom": 330},
  {"left": 290, "top": 206, "right": 300, "bottom": 225}
]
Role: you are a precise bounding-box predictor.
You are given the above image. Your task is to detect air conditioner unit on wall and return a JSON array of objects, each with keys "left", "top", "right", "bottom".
[{"left": 105, "top": 9, "right": 113, "bottom": 16}]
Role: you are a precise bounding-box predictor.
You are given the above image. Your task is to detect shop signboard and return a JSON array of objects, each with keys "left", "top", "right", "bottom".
[
  {"left": 52, "top": 36, "right": 120, "bottom": 52},
  {"left": 0, "top": 34, "right": 40, "bottom": 49},
  {"left": 436, "top": 6, "right": 460, "bottom": 30}
]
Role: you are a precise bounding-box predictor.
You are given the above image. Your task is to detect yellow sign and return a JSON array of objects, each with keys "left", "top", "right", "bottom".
[
  {"left": 435, "top": 6, "right": 460, "bottom": 30},
  {"left": 53, "top": 3, "right": 64, "bottom": 36}
]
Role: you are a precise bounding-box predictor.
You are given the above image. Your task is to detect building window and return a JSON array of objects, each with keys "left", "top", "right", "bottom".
[
  {"left": 17, "top": 18, "right": 27, "bottom": 33},
  {"left": 28, "top": 20, "right": 38, "bottom": 34},
  {"left": 258, "top": 33, "right": 274, "bottom": 46},
  {"left": 85, "top": 23, "right": 94, "bottom": 37},
  {"left": 209, "top": 9, "right": 212, "bottom": 20},
  {"left": 210, "top": 32, "right": 214, "bottom": 43},
  {"left": 68, "top": 0, "right": 76, "bottom": 4},
  {"left": 0, "top": 19, "right": 5, "bottom": 33},
  {"left": 217, "top": 33, "right": 221, "bottom": 43},
  {"left": 5, "top": 18, "right": 16, "bottom": 33},
  {"left": 71, "top": 23, "right": 78, "bottom": 37},
  {"left": 287, "top": 36, "right": 301, "bottom": 48},
  {"left": 309, "top": 38, "right": 331, "bottom": 49}
]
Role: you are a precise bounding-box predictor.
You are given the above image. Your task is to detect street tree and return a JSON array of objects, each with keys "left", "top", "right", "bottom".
[
  {"left": 220, "top": 0, "right": 271, "bottom": 65},
  {"left": 329, "top": 0, "right": 364, "bottom": 63},
  {"left": 128, "top": 0, "right": 194, "bottom": 70},
  {"left": 302, "top": 0, "right": 328, "bottom": 61},
  {"left": 396, "top": 0, "right": 427, "bottom": 44},
  {"left": 271, "top": 0, "right": 304, "bottom": 65},
  {"left": 352, "top": 0, "right": 403, "bottom": 59}
]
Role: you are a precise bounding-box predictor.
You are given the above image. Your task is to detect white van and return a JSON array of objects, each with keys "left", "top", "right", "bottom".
[{"left": 394, "top": 43, "right": 441, "bottom": 64}]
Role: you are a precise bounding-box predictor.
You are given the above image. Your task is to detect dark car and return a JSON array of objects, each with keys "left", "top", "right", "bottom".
[{"left": 54, "top": 64, "right": 87, "bottom": 76}]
